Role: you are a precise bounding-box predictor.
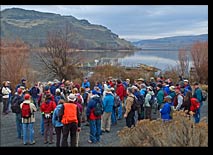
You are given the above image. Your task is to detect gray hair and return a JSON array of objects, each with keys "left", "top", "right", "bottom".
[{"left": 127, "top": 87, "right": 133, "bottom": 94}]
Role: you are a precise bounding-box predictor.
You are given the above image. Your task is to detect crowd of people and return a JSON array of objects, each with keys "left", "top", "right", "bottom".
[{"left": 0, "top": 76, "right": 206, "bottom": 147}]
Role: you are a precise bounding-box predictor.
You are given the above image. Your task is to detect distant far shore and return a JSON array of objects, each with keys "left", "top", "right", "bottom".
[{"left": 31, "top": 48, "right": 137, "bottom": 53}]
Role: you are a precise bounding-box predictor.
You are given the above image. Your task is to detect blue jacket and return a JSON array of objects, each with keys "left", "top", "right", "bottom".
[
  {"left": 82, "top": 81, "right": 90, "bottom": 89},
  {"left": 184, "top": 84, "right": 192, "bottom": 96},
  {"left": 86, "top": 95, "right": 102, "bottom": 118},
  {"left": 103, "top": 93, "right": 114, "bottom": 113},
  {"left": 193, "top": 88, "right": 202, "bottom": 103},
  {"left": 160, "top": 102, "right": 172, "bottom": 120},
  {"left": 52, "top": 104, "right": 63, "bottom": 127}
]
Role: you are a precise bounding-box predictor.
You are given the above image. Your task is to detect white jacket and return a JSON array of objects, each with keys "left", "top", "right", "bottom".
[{"left": 1, "top": 87, "right": 11, "bottom": 98}]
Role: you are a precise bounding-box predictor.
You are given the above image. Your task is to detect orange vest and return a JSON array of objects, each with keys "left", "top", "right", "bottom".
[{"left": 61, "top": 103, "right": 78, "bottom": 125}]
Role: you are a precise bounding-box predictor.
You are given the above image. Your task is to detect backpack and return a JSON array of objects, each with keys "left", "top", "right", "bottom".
[
  {"left": 131, "top": 96, "right": 141, "bottom": 111},
  {"left": 93, "top": 97, "right": 103, "bottom": 116},
  {"left": 202, "top": 91, "right": 207, "bottom": 102},
  {"left": 190, "top": 98, "right": 200, "bottom": 112},
  {"left": 83, "top": 91, "right": 89, "bottom": 105},
  {"left": 113, "top": 94, "right": 121, "bottom": 108},
  {"left": 21, "top": 103, "right": 31, "bottom": 118},
  {"left": 149, "top": 95, "right": 156, "bottom": 107},
  {"left": 11, "top": 95, "right": 21, "bottom": 113}
]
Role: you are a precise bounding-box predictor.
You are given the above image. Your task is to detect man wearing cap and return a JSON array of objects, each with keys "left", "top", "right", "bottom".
[
  {"left": 59, "top": 93, "right": 81, "bottom": 147},
  {"left": 173, "top": 86, "right": 184, "bottom": 111},
  {"left": 12, "top": 88, "right": 24, "bottom": 139},
  {"left": 160, "top": 95, "right": 173, "bottom": 121},
  {"left": 20, "top": 94, "right": 37, "bottom": 145},
  {"left": 86, "top": 90, "right": 102, "bottom": 144},
  {"left": 15, "top": 78, "right": 27, "bottom": 92},
  {"left": 192, "top": 82, "right": 203, "bottom": 123},
  {"left": 29, "top": 83, "right": 40, "bottom": 109},
  {"left": 82, "top": 77, "right": 90, "bottom": 89},
  {"left": 156, "top": 84, "right": 164, "bottom": 112},
  {"left": 183, "top": 79, "right": 192, "bottom": 96}
]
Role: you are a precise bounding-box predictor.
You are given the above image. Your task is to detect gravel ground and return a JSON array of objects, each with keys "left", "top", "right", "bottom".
[{"left": 0, "top": 100, "right": 208, "bottom": 147}]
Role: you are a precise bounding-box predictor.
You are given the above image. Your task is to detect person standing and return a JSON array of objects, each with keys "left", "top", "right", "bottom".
[
  {"left": 86, "top": 90, "right": 102, "bottom": 144},
  {"left": 1, "top": 81, "right": 11, "bottom": 115},
  {"left": 20, "top": 94, "right": 37, "bottom": 145},
  {"left": 52, "top": 99, "right": 64, "bottom": 147},
  {"left": 59, "top": 94, "right": 81, "bottom": 147},
  {"left": 40, "top": 93, "right": 56, "bottom": 144},
  {"left": 101, "top": 88, "right": 114, "bottom": 133},
  {"left": 12, "top": 88, "right": 24, "bottom": 139},
  {"left": 124, "top": 87, "right": 135, "bottom": 128},
  {"left": 192, "top": 82, "right": 203, "bottom": 123}
]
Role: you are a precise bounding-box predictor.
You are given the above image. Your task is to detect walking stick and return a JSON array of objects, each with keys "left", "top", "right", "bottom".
[{"left": 76, "top": 131, "right": 80, "bottom": 147}]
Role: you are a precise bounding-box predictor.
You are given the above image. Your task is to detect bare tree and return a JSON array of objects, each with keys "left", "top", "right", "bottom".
[
  {"left": 190, "top": 41, "right": 208, "bottom": 84},
  {"left": 178, "top": 48, "right": 190, "bottom": 78},
  {"left": 0, "top": 38, "right": 32, "bottom": 91},
  {"left": 37, "top": 25, "right": 83, "bottom": 81}
]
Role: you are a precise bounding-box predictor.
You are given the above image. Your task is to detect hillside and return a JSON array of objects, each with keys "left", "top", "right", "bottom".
[
  {"left": 0, "top": 8, "right": 136, "bottom": 50},
  {"left": 133, "top": 34, "right": 208, "bottom": 50}
]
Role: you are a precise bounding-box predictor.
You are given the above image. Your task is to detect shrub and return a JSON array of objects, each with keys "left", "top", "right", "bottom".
[{"left": 118, "top": 110, "right": 208, "bottom": 147}]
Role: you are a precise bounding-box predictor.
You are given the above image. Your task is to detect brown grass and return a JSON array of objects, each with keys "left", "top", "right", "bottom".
[{"left": 117, "top": 110, "right": 208, "bottom": 147}]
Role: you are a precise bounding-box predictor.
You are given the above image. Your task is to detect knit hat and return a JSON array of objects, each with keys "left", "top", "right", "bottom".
[
  {"left": 17, "top": 88, "right": 22, "bottom": 94},
  {"left": 24, "top": 94, "right": 30, "bottom": 100}
]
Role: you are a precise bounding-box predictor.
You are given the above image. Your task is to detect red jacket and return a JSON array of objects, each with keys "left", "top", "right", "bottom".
[
  {"left": 190, "top": 97, "right": 200, "bottom": 112},
  {"left": 40, "top": 100, "right": 56, "bottom": 114},
  {"left": 116, "top": 83, "right": 125, "bottom": 101}
]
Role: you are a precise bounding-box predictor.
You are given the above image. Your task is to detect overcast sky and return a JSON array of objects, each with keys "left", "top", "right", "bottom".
[{"left": 1, "top": 5, "right": 208, "bottom": 41}]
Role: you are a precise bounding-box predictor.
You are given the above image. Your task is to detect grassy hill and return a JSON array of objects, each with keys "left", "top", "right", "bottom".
[
  {"left": 132, "top": 34, "right": 208, "bottom": 50},
  {"left": 1, "top": 8, "right": 136, "bottom": 50}
]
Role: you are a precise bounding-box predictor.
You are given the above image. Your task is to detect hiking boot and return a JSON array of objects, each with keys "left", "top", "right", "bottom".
[
  {"left": 105, "top": 130, "right": 110, "bottom": 133},
  {"left": 49, "top": 141, "right": 54, "bottom": 144},
  {"left": 30, "top": 140, "right": 36, "bottom": 145},
  {"left": 44, "top": 141, "right": 48, "bottom": 144}
]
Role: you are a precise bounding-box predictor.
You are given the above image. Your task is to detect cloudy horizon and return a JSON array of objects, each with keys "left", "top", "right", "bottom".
[{"left": 1, "top": 5, "right": 208, "bottom": 42}]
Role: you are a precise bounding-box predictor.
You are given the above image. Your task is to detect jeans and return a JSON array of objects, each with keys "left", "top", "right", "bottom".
[
  {"left": 111, "top": 108, "right": 117, "bottom": 125},
  {"left": 89, "top": 119, "right": 101, "bottom": 143},
  {"left": 22, "top": 123, "right": 34, "bottom": 144},
  {"left": 40, "top": 114, "right": 44, "bottom": 135},
  {"left": 194, "top": 102, "right": 203, "bottom": 123},
  {"left": 16, "top": 113, "right": 22, "bottom": 138},
  {"left": 117, "top": 104, "right": 123, "bottom": 119},
  {"left": 32, "top": 97, "right": 38, "bottom": 108}
]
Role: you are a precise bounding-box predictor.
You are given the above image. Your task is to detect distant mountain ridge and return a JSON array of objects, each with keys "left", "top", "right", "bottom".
[
  {"left": 132, "top": 34, "right": 208, "bottom": 50},
  {"left": 0, "top": 8, "right": 135, "bottom": 50}
]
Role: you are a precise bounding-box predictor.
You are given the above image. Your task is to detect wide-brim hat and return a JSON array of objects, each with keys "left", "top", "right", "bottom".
[
  {"left": 67, "top": 93, "right": 77, "bottom": 102},
  {"left": 169, "top": 86, "right": 175, "bottom": 92}
]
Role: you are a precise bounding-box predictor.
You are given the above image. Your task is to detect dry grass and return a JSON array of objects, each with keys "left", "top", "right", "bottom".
[{"left": 118, "top": 110, "right": 208, "bottom": 147}]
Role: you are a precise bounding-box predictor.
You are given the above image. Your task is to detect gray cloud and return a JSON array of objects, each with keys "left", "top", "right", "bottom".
[{"left": 1, "top": 5, "right": 208, "bottom": 41}]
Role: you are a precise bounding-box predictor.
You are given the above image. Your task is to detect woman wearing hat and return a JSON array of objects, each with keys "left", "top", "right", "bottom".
[{"left": 160, "top": 95, "right": 173, "bottom": 121}]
